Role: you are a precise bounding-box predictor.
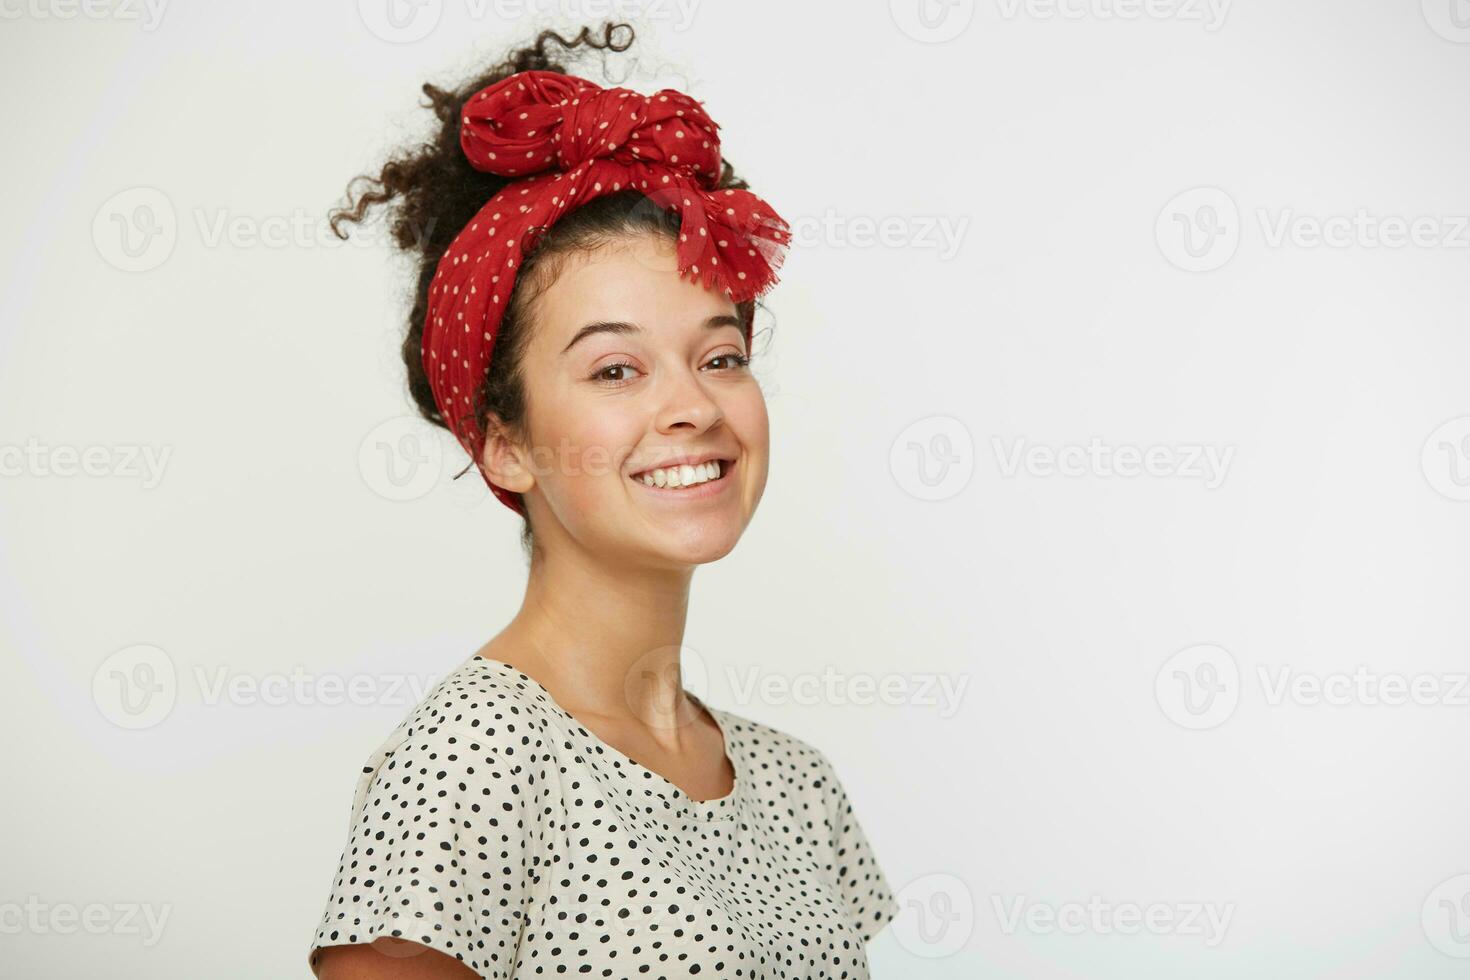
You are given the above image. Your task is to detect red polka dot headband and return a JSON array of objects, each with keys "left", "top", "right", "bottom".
[{"left": 421, "top": 69, "right": 792, "bottom": 514}]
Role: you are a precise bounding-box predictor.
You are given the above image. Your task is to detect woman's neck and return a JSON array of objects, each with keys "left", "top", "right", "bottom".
[{"left": 484, "top": 540, "right": 699, "bottom": 732}]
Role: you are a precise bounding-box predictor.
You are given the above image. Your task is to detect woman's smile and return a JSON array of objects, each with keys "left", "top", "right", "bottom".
[{"left": 628, "top": 456, "right": 738, "bottom": 501}]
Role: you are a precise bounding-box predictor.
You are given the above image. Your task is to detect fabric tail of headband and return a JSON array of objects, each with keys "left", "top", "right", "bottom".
[{"left": 420, "top": 69, "right": 792, "bottom": 514}]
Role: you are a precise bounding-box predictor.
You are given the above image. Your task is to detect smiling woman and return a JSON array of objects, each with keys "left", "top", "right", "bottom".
[
  {"left": 488, "top": 235, "right": 770, "bottom": 557},
  {"left": 307, "top": 21, "right": 898, "bottom": 980},
  {"left": 323, "top": 21, "right": 781, "bottom": 559}
]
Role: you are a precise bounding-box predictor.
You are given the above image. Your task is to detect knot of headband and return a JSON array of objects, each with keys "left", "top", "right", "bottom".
[{"left": 421, "top": 69, "right": 791, "bottom": 514}]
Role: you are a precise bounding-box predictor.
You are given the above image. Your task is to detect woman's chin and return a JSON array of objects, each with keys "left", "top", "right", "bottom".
[{"left": 627, "top": 515, "right": 746, "bottom": 568}]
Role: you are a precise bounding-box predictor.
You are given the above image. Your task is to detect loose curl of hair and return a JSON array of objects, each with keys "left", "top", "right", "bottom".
[{"left": 328, "top": 22, "right": 766, "bottom": 560}]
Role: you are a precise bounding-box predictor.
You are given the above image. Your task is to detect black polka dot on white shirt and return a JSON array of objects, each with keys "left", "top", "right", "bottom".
[{"left": 308, "top": 655, "right": 897, "bottom": 978}]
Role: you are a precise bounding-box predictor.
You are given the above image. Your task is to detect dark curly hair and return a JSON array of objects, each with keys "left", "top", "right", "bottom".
[{"left": 328, "top": 22, "right": 768, "bottom": 559}]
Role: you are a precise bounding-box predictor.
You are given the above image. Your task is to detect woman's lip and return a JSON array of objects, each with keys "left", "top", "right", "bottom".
[
  {"left": 628, "top": 458, "right": 736, "bottom": 498},
  {"left": 627, "top": 457, "right": 733, "bottom": 480}
]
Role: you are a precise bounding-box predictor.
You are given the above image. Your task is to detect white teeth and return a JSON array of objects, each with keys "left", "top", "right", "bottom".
[{"left": 636, "top": 460, "right": 724, "bottom": 488}]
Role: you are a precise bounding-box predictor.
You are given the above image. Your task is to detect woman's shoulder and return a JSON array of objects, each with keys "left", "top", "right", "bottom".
[
  {"left": 311, "top": 655, "right": 555, "bottom": 977},
  {"left": 339, "top": 655, "right": 560, "bottom": 821},
  {"left": 385, "top": 654, "right": 557, "bottom": 742}
]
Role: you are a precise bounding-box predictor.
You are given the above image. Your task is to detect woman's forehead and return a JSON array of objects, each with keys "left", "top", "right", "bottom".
[{"left": 533, "top": 242, "right": 741, "bottom": 347}]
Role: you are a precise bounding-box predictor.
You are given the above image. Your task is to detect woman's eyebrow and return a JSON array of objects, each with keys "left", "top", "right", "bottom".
[{"left": 560, "top": 314, "right": 743, "bottom": 356}]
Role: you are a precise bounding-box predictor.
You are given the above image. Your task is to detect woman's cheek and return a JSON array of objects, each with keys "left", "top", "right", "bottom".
[
  {"left": 734, "top": 386, "right": 770, "bottom": 454},
  {"left": 737, "top": 389, "right": 771, "bottom": 506},
  {"left": 570, "top": 419, "right": 636, "bottom": 501}
]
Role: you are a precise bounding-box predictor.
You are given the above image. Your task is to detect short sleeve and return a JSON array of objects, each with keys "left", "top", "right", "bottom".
[
  {"left": 815, "top": 750, "right": 900, "bottom": 944},
  {"left": 308, "top": 724, "right": 541, "bottom": 978}
]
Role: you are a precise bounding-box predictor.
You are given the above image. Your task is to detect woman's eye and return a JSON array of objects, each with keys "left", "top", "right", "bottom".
[
  {"left": 591, "top": 352, "right": 747, "bottom": 385},
  {"left": 592, "top": 361, "right": 640, "bottom": 384},
  {"left": 706, "top": 352, "right": 750, "bottom": 371}
]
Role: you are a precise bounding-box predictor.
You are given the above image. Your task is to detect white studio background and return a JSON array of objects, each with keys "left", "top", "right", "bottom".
[{"left": 2, "top": 2, "right": 1469, "bottom": 977}]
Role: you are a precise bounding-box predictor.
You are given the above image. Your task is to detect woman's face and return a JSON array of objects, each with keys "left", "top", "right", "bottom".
[{"left": 491, "top": 231, "right": 770, "bottom": 568}]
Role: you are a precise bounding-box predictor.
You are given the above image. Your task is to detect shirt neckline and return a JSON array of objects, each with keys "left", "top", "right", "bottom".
[{"left": 469, "top": 654, "right": 741, "bottom": 822}]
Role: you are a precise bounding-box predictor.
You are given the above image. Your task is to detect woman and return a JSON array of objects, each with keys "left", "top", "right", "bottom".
[{"left": 308, "top": 24, "right": 897, "bottom": 979}]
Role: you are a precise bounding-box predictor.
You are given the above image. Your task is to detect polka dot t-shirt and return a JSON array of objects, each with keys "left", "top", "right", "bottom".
[{"left": 308, "top": 655, "right": 898, "bottom": 979}]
